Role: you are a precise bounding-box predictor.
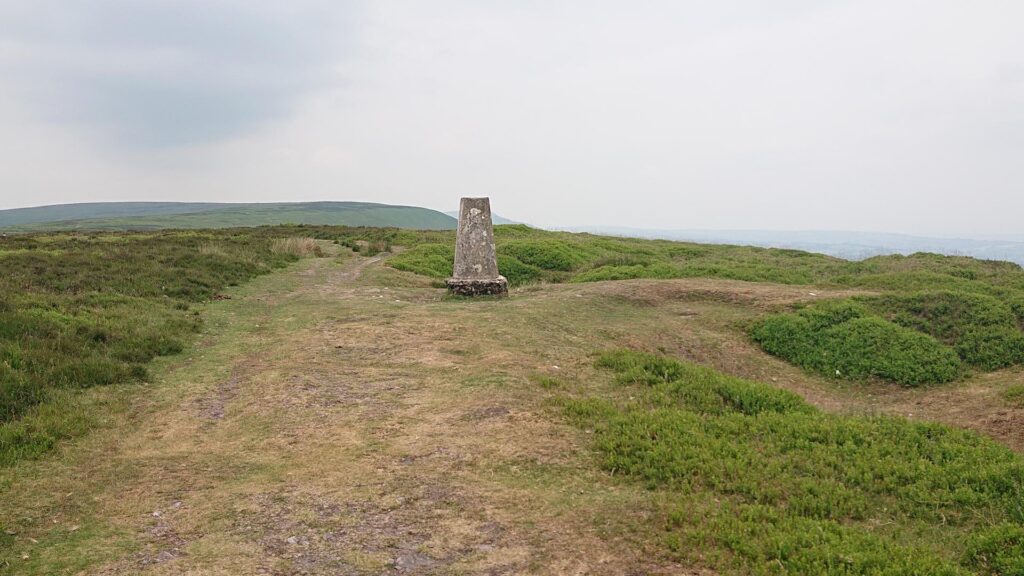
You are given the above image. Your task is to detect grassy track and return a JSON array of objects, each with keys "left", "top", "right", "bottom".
[
  {"left": 1, "top": 243, "right": 1023, "bottom": 574},
  {"left": 0, "top": 229, "right": 323, "bottom": 464}
]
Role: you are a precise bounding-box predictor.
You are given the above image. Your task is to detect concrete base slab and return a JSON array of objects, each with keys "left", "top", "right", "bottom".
[{"left": 446, "top": 276, "right": 509, "bottom": 297}]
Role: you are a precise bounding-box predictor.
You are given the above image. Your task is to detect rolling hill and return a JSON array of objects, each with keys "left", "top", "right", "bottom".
[{"left": 0, "top": 201, "right": 457, "bottom": 231}]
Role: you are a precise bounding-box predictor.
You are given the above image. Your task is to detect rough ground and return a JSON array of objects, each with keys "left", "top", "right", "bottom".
[{"left": 2, "top": 250, "right": 1021, "bottom": 575}]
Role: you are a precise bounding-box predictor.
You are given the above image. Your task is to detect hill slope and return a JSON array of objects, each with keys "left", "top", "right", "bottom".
[
  {"left": 2, "top": 237, "right": 1022, "bottom": 574},
  {"left": 0, "top": 202, "right": 457, "bottom": 231}
]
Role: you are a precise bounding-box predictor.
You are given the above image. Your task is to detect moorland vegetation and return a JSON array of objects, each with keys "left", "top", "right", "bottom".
[
  {"left": 0, "top": 228, "right": 320, "bottom": 464},
  {"left": 2, "top": 224, "right": 1024, "bottom": 574},
  {"left": 4, "top": 223, "right": 1024, "bottom": 465},
  {"left": 375, "top": 225, "right": 1024, "bottom": 386},
  {"left": 558, "top": 350, "right": 1024, "bottom": 574}
]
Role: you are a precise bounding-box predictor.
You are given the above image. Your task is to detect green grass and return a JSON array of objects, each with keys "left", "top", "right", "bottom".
[
  {"left": 0, "top": 228, "right": 320, "bottom": 465},
  {"left": 561, "top": 350, "right": 1024, "bottom": 574},
  {"left": 498, "top": 239, "right": 591, "bottom": 272},
  {"left": 1004, "top": 385, "right": 1024, "bottom": 409},
  {"left": 5, "top": 223, "right": 1024, "bottom": 467},
  {"left": 383, "top": 225, "right": 1024, "bottom": 385}
]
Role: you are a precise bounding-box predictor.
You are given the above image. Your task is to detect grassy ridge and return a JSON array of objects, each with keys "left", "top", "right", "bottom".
[
  {"left": 381, "top": 225, "right": 1024, "bottom": 385},
  {"left": 1, "top": 202, "right": 457, "bottom": 231},
  {"left": 0, "top": 229, "right": 317, "bottom": 464},
  {"left": 562, "top": 350, "right": 1024, "bottom": 574}
]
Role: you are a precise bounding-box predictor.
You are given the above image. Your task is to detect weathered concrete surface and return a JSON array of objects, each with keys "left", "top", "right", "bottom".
[{"left": 447, "top": 197, "right": 508, "bottom": 296}]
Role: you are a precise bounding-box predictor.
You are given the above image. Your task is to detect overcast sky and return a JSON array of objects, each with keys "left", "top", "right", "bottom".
[{"left": 0, "top": 1, "right": 1021, "bottom": 235}]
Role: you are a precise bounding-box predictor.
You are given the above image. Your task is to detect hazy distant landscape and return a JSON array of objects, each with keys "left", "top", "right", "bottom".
[
  {"left": 5, "top": 202, "right": 1024, "bottom": 270},
  {"left": 573, "top": 227, "right": 1024, "bottom": 267}
]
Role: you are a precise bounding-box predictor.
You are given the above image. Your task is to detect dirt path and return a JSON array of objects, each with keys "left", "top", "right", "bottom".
[
  {"left": 3, "top": 253, "right": 1021, "bottom": 575},
  {"left": 0, "top": 254, "right": 701, "bottom": 575}
]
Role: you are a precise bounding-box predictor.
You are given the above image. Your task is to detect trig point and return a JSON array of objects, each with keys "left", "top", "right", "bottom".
[{"left": 446, "top": 197, "right": 508, "bottom": 297}]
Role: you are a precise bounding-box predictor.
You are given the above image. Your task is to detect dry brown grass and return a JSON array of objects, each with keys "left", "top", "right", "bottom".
[{"left": 270, "top": 237, "right": 324, "bottom": 258}]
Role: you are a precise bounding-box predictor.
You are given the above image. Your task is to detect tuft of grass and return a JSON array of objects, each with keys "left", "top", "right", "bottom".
[
  {"left": 359, "top": 239, "right": 391, "bottom": 257},
  {"left": 1003, "top": 385, "right": 1024, "bottom": 409},
  {"left": 270, "top": 237, "right": 324, "bottom": 258},
  {"left": 530, "top": 375, "right": 565, "bottom": 390},
  {"left": 565, "top": 350, "right": 1024, "bottom": 574}
]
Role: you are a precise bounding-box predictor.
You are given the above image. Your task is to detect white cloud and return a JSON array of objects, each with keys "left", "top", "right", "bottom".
[{"left": 0, "top": 0, "right": 1021, "bottom": 235}]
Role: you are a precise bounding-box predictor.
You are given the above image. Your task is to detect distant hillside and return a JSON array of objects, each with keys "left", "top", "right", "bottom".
[{"left": 0, "top": 202, "right": 457, "bottom": 231}]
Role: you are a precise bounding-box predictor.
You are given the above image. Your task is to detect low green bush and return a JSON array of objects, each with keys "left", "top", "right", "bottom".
[
  {"left": 863, "top": 291, "right": 1016, "bottom": 343},
  {"left": 498, "top": 240, "right": 589, "bottom": 271},
  {"left": 751, "top": 303, "right": 962, "bottom": 386},
  {"left": 597, "top": 350, "right": 812, "bottom": 416},
  {"left": 963, "top": 524, "right": 1024, "bottom": 575},
  {"left": 496, "top": 255, "right": 543, "bottom": 286},
  {"left": 388, "top": 244, "right": 454, "bottom": 278},
  {"left": 954, "top": 327, "right": 1024, "bottom": 370},
  {"left": 571, "top": 263, "right": 682, "bottom": 283},
  {"left": 565, "top": 350, "right": 1024, "bottom": 574}
]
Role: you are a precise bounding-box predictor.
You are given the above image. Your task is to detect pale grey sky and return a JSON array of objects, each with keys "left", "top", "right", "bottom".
[{"left": 0, "top": 1, "right": 1021, "bottom": 235}]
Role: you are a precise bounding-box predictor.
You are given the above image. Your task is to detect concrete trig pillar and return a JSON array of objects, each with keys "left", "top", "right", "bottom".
[{"left": 446, "top": 197, "right": 508, "bottom": 296}]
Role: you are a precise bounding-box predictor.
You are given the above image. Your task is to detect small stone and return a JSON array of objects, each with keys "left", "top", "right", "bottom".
[
  {"left": 394, "top": 552, "right": 435, "bottom": 571},
  {"left": 286, "top": 536, "right": 299, "bottom": 545},
  {"left": 155, "top": 550, "right": 177, "bottom": 563}
]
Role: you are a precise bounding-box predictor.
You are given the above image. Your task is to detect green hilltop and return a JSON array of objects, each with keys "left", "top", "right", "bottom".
[{"left": 0, "top": 201, "right": 456, "bottom": 231}]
